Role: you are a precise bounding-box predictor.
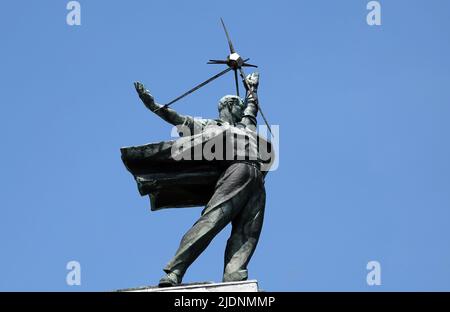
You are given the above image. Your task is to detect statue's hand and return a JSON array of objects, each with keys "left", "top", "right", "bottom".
[
  {"left": 245, "top": 72, "right": 259, "bottom": 91},
  {"left": 134, "top": 81, "right": 157, "bottom": 111},
  {"left": 134, "top": 81, "right": 154, "bottom": 100}
]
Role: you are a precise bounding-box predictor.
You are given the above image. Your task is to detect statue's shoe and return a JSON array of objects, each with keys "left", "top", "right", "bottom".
[
  {"left": 158, "top": 271, "right": 181, "bottom": 287},
  {"left": 223, "top": 269, "right": 248, "bottom": 282}
]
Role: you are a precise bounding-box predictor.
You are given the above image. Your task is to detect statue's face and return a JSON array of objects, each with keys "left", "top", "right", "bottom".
[
  {"left": 230, "top": 99, "right": 244, "bottom": 122},
  {"left": 219, "top": 96, "right": 244, "bottom": 123}
]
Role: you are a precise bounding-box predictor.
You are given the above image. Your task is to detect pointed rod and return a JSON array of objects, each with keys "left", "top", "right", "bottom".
[
  {"left": 220, "top": 18, "right": 235, "bottom": 54},
  {"left": 156, "top": 67, "right": 233, "bottom": 111},
  {"left": 234, "top": 69, "right": 240, "bottom": 96}
]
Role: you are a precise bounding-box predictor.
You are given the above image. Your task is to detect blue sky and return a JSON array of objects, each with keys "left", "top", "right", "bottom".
[{"left": 1, "top": 0, "right": 450, "bottom": 291}]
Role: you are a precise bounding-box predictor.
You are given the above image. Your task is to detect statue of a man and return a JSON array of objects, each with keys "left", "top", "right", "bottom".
[{"left": 133, "top": 72, "right": 266, "bottom": 287}]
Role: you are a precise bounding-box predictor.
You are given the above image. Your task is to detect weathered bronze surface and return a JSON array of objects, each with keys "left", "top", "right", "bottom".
[{"left": 122, "top": 21, "right": 273, "bottom": 287}]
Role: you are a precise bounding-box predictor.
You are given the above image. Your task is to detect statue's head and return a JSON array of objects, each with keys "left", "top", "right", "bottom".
[{"left": 218, "top": 95, "right": 245, "bottom": 124}]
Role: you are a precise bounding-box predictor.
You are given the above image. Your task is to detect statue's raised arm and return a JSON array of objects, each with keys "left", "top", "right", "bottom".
[
  {"left": 134, "top": 81, "right": 188, "bottom": 126},
  {"left": 240, "top": 72, "right": 260, "bottom": 129}
]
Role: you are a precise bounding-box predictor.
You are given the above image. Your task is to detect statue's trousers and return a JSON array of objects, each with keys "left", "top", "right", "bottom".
[{"left": 163, "top": 162, "right": 266, "bottom": 281}]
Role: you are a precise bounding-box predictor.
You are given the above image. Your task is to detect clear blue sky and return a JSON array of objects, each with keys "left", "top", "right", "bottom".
[{"left": 1, "top": 0, "right": 450, "bottom": 291}]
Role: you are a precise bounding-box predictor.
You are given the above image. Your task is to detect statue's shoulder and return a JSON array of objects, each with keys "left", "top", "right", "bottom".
[
  {"left": 181, "top": 116, "right": 218, "bottom": 134},
  {"left": 190, "top": 117, "right": 217, "bottom": 127}
]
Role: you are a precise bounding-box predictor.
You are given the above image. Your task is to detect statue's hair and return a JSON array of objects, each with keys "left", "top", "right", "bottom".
[{"left": 218, "top": 95, "right": 245, "bottom": 112}]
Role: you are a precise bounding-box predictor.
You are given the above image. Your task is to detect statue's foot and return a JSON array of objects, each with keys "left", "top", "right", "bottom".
[
  {"left": 223, "top": 269, "right": 248, "bottom": 282},
  {"left": 158, "top": 271, "right": 182, "bottom": 287}
]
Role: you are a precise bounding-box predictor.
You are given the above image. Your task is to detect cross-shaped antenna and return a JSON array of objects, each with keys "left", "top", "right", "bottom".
[
  {"left": 159, "top": 18, "right": 273, "bottom": 137},
  {"left": 207, "top": 18, "right": 258, "bottom": 97}
]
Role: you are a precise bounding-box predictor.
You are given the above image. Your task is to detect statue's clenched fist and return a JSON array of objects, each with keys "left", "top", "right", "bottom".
[{"left": 245, "top": 72, "right": 259, "bottom": 91}]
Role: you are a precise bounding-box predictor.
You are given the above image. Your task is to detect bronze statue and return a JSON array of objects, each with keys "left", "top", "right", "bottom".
[{"left": 121, "top": 20, "right": 273, "bottom": 287}]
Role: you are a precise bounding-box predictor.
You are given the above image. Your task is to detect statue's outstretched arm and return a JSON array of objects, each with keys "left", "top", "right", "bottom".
[
  {"left": 134, "top": 81, "right": 187, "bottom": 126},
  {"left": 241, "top": 72, "right": 259, "bottom": 128}
]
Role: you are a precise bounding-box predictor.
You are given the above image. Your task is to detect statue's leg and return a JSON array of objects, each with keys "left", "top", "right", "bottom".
[
  {"left": 162, "top": 163, "right": 255, "bottom": 281},
  {"left": 162, "top": 201, "right": 233, "bottom": 279},
  {"left": 223, "top": 180, "right": 266, "bottom": 282}
]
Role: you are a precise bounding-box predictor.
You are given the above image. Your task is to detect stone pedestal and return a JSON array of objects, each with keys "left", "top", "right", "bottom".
[{"left": 118, "top": 280, "right": 259, "bottom": 292}]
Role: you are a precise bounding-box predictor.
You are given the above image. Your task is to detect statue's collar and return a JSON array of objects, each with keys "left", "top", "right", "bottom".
[{"left": 216, "top": 119, "right": 234, "bottom": 126}]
